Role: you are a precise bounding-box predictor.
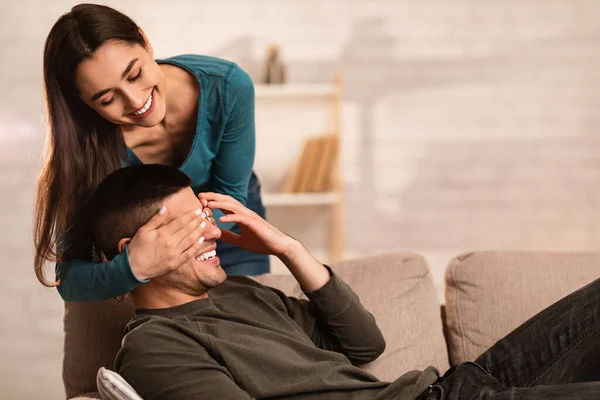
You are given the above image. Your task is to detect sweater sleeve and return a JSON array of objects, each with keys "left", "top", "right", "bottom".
[
  {"left": 212, "top": 64, "right": 255, "bottom": 205},
  {"left": 271, "top": 267, "right": 386, "bottom": 365},
  {"left": 56, "top": 246, "right": 146, "bottom": 302},
  {"left": 116, "top": 320, "right": 255, "bottom": 400},
  {"left": 210, "top": 64, "right": 256, "bottom": 230}
]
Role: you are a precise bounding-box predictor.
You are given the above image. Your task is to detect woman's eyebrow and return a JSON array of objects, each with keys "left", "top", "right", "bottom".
[
  {"left": 120, "top": 58, "right": 139, "bottom": 79},
  {"left": 90, "top": 58, "right": 139, "bottom": 101}
]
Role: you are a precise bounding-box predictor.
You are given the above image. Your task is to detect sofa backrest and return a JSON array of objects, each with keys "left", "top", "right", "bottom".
[
  {"left": 63, "top": 252, "right": 448, "bottom": 398},
  {"left": 444, "top": 251, "right": 600, "bottom": 365},
  {"left": 63, "top": 297, "right": 135, "bottom": 399}
]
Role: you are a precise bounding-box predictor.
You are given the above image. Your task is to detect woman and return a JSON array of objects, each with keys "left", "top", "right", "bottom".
[{"left": 34, "top": 3, "right": 269, "bottom": 302}]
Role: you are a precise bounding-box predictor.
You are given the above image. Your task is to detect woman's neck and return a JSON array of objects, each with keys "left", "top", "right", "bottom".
[{"left": 160, "top": 63, "right": 199, "bottom": 135}]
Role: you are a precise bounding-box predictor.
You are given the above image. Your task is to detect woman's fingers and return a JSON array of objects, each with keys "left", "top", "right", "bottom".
[
  {"left": 173, "top": 213, "right": 201, "bottom": 237},
  {"left": 177, "top": 231, "right": 209, "bottom": 263},
  {"left": 173, "top": 217, "right": 205, "bottom": 251},
  {"left": 161, "top": 207, "right": 203, "bottom": 236},
  {"left": 138, "top": 204, "right": 169, "bottom": 233},
  {"left": 199, "top": 207, "right": 215, "bottom": 224}
]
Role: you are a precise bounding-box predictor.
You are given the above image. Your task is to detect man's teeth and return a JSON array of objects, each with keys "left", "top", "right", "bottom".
[
  {"left": 134, "top": 94, "right": 152, "bottom": 115},
  {"left": 196, "top": 250, "right": 217, "bottom": 261}
]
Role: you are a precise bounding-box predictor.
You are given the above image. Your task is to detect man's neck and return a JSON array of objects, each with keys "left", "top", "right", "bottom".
[{"left": 131, "top": 283, "right": 209, "bottom": 310}]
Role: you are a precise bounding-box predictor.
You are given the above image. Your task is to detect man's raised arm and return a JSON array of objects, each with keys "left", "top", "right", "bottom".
[{"left": 200, "top": 192, "right": 386, "bottom": 365}]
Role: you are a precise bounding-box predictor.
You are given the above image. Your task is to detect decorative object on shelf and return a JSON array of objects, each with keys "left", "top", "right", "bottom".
[{"left": 261, "top": 44, "right": 286, "bottom": 84}]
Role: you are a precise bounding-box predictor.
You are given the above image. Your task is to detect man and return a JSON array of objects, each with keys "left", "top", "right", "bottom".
[{"left": 90, "top": 164, "right": 600, "bottom": 400}]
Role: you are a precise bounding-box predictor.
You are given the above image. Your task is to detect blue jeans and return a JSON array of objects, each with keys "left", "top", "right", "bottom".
[
  {"left": 420, "top": 277, "right": 600, "bottom": 399},
  {"left": 216, "top": 172, "right": 270, "bottom": 276}
]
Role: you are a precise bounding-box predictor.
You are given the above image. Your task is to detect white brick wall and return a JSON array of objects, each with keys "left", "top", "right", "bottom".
[{"left": 2, "top": 0, "right": 600, "bottom": 397}]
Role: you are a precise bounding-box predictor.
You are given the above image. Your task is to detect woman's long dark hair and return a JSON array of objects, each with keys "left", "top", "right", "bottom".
[{"left": 35, "top": 4, "right": 146, "bottom": 286}]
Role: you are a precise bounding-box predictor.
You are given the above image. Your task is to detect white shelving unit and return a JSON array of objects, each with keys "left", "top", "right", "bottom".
[{"left": 254, "top": 74, "right": 344, "bottom": 269}]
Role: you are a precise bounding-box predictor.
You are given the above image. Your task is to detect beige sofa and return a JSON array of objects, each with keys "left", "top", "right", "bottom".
[{"left": 63, "top": 251, "right": 600, "bottom": 399}]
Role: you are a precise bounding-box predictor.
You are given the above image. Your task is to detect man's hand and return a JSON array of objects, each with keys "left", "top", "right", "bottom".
[
  {"left": 198, "top": 192, "right": 296, "bottom": 258},
  {"left": 199, "top": 192, "right": 331, "bottom": 291}
]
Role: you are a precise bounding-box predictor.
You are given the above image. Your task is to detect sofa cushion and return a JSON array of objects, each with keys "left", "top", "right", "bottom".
[
  {"left": 444, "top": 251, "right": 600, "bottom": 366},
  {"left": 63, "top": 252, "right": 448, "bottom": 397}
]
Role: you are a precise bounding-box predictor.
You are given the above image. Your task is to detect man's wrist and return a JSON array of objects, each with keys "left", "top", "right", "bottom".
[
  {"left": 277, "top": 238, "right": 330, "bottom": 292},
  {"left": 277, "top": 238, "right": 304, "bottom": 264}
]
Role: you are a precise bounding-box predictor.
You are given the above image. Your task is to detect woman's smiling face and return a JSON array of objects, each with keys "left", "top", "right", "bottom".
[{"left": 74, "top": 38, "right": 167, "bottom": 128}]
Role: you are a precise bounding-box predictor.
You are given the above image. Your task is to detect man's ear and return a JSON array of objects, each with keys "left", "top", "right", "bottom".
[
  {"left": 138, "top": 27, "right": 153, "bottom": 56},
  {"left": 117, "top": 238, "right": 132, "bottom": 254}
]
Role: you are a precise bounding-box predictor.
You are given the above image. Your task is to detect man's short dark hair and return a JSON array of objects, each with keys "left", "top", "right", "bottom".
[{"left": 89, "top": 164, "right": 191, "bottom": 259}]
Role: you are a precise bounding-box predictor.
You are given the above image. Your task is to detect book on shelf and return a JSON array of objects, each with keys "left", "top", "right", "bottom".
[
  {"left": 282, "top": 139, "right": 310, "bottom": 193},
  {"left": 313, "top": 135, "right": 338, "bottom": 192},
  {"left": 283, "top": 134, "right": 338, "bottom": 193}
]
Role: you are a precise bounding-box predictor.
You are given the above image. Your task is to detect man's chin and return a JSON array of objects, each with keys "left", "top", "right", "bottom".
[{"left": 201, "top": 268, "right": 227, "bottom": 290}]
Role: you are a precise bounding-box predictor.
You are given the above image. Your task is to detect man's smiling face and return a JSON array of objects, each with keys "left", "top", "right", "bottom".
[{"left": 151, "top": 187, "right": 226, "bottom": 295}]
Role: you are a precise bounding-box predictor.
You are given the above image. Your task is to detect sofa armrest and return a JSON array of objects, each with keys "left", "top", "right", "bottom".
[{"left": 445, "top": 251, "right": 600, "bottom": 365}]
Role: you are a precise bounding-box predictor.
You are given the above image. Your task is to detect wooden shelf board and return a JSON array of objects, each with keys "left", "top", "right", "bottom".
[
  {"left": 262, "top": 192, "right": 341, "bottom": 206},
  {"left": 255, "top": 84, "right": 336, "bottom": 99}
]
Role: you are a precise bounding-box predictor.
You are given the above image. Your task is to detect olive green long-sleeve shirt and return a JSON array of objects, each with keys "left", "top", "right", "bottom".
[{"left": 115, "top": 269, "right": 439, "bottom": 399}]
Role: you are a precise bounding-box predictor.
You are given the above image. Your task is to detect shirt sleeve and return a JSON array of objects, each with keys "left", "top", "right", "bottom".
[
  {"left": 116, "top": 321, "right": 255, "bottom": 400},
  {"left": 56, "top": 246, "right": 146, "bottom": 302},
  {"left": 269, "top": 267, "right": 386, "bottom": 365}
]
